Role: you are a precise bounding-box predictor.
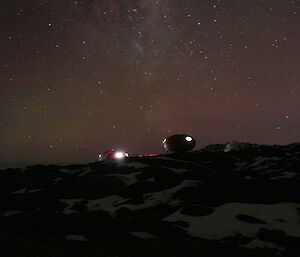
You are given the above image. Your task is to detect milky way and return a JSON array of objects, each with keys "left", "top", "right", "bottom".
[{"left": 0, "top": 0, "right": 299, "bottom": 166}]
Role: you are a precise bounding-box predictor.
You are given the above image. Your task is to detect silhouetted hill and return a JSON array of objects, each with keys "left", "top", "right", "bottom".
[{"left": 1, "top": 142, "right": 300, "bottom": 257}]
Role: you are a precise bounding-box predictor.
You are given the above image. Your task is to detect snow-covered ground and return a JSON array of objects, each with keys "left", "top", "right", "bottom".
[{"left": 1, "top": 142, "right": 299, "bottom": 257}]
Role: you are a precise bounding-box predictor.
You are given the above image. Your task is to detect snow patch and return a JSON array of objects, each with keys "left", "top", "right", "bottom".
[
  {"left": 86, "top": 180, "right": 199, "bottom": 215},
  {"left": 53, "top": 177, "right": 62, "bottom": 183},
  {"left": 235, "top": 162, "right": 248, "bottom": 170},
  {"left": 87, "top": 195, "right": 129, "bottom": 216},
  {"left": 11, "top": 188, "right": 27, "bottom": 194},
  {"left": 59, "top": 199, "right": 83, "bottom": 215},
  {"left": 164, "top": 167, "right": 188, "bottom": 174},
  {"left": 118, "top": 162, "right": 150, "bottom": 169},
  {"left": 235, "top": 156, "right": 282, "bottom": 171},
  {"left": 270, "top": 171, "right": 297, "bottom": 180},
  {"left": 130, "top": 232, "right": 158, "bottom": 239},
  {"left": 243, "top": 238, "right": 285, "bottom": 251},
  {"left": 77, "top": 167, "right": 92, "bottom": 177},
  {"left": 4, "top": 210, "right": 25, "bottom": 217},
  {"left": 146, "top": 177, "right": 155, "bottom": 182},
  {"left": 164, "top": 202, "right": 300, "bottom": 239},
  {"left": 59, "top": 168, "right": 79, "bottom": 174},
  {"left": 225, "top": 141, "right": 258, "bottom": 152},
  {"left": 27, "top": 188, "right": 43, "bottom": 193},
  {"left": 118, "top": 180, "right": 201, "bottom": 211},
  {"left": 65, "top": 234, "right": 88, "bottom": 241},
  {"left": 248, "top": 156, "right": 281, "bottom": 168},
  {"left": 102, "top": 172, "right": 141, "bottom": 186}
]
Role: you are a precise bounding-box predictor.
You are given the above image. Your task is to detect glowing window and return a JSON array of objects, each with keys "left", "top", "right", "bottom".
[
  {"left": 115, "top": 152, "right": 125, "bottom": 159},
  {"left": 185, "top": 136, "right": 193, "bottom": 142}
]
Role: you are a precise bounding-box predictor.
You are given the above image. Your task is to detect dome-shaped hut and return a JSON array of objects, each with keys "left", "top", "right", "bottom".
[{"left": 162, "top": 134, "right": 196, "bottom": 153}]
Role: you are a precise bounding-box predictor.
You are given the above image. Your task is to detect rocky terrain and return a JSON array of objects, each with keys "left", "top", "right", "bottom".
[{"left": 1, "top": 142, "right": 300, "bottom": 257}]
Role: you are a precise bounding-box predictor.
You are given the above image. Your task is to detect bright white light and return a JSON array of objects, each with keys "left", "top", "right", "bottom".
[
  {"left": 115, "top": 152, "right": 125, "bottom": 159},
  {"left": 185, "top": 136, "right": 193, "bottom": 142},
  {"left": 162, "top": 139, "right": 166, "bottom": 144}
]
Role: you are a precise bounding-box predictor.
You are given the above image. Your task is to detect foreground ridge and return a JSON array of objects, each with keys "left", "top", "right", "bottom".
[{"left": 1, "top": 142, "right": 300, "bottom": 257}]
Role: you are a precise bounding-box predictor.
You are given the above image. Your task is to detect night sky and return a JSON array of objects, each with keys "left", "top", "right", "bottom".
[{"left": 0, "top": 0, "right": 299, "bottom": 166}]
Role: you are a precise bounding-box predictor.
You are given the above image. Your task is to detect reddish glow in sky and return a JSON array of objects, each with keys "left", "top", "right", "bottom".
[{"left": 0, "top": 0, "right": 299, "bottom": 166}]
